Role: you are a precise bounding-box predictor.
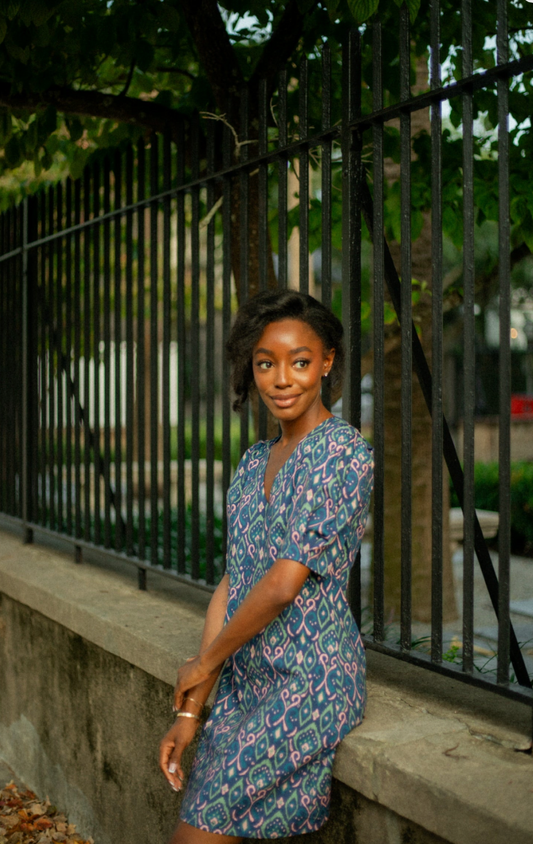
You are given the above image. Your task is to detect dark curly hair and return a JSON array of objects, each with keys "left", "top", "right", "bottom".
[{"left": 226, "top": 290, "right": 345, "bottom": 412}]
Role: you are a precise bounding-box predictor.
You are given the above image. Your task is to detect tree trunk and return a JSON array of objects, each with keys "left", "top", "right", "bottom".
[{"left": 381, "top": 58, "right": 456, "bottom": 623}]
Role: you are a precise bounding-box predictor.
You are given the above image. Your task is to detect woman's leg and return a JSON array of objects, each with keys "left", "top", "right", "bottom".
[{"left": 169, "top": 821, "right": 243, "bottom": 844}]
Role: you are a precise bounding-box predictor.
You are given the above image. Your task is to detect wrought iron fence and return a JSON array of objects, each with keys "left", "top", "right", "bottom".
[{"left": 1, "top": 1, "right": 533, "bottom": 712}]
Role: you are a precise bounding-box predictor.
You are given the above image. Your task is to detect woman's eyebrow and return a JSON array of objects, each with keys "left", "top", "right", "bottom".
[{"left": 254, "top": 345, "right": 313, "bottom": 356}]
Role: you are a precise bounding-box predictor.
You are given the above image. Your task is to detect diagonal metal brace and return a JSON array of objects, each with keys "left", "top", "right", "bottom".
[{"left": 359, "top": 175, "right": 531, "bottom": 690}]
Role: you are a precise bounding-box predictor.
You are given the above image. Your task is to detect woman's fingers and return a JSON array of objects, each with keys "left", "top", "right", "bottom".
[
  {"left": 159, "top": 734, "right": 182, "bottom": 791},
  {"left": 167, "top": 746, "right": 185, "bottom": 789},
  {"left": 160, "top": 721, "right": 199, "bottom": 793},
  {"left": 173, "top": 656, "right": 209, "bottom": 711}
]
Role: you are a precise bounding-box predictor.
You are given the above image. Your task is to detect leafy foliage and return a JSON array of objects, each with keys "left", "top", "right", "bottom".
[
  {"left": 450, "top": 461, "right": 533, "bottom": 556},
  {"left": 0, "top": 0, "right": 532, "bottom": 282}
]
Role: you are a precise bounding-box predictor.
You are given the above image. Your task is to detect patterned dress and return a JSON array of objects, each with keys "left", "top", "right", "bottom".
[{"left": 180, "top": 416, "right": 374, "bottom": 839}]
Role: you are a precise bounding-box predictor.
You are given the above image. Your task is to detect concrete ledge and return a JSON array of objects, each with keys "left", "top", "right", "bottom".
[{"left": 1, "top": 527, "right": 532, "bottom": 844}]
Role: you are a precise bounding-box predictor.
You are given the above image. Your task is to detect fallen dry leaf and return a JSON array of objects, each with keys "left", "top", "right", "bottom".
[{"left": 0, "top": 783, "right": 92, "bottom": 844}]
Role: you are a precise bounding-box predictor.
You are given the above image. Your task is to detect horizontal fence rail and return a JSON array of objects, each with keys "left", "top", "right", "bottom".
[{"left": 1, "top": 5, "right": 533, "bottom": 712}]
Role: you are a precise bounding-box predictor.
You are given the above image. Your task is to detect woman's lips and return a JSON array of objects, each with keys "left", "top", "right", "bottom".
[{"left": 270, "top": 395, "right": 301, "bottom": 407}]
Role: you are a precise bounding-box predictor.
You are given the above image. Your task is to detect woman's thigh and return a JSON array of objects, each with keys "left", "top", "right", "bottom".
[{"left": 169, "top": 820, "right": 243, "bottom": 844}]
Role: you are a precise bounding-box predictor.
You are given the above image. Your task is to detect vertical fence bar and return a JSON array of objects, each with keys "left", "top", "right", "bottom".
[
  {"left": 239, "top": 89, "right": 250, "bottom": 458},
  {"left": 497, "top": 0, "right": 511, "bottom": 684},
  {"left": 21, "top": 199, "right": 32, "bottom": 541},
  {"left": 65, "top": 182, "right": 73, "bottom": 537},
  {"left": 278, "top": 70, "right": 288, "bottom": 291},
  {"left": 150, "top": 134, "right": 159, "bottom": 565},
  {"left": 114, "top": 150, "right": 124, "bottom": 552},
  {"left": 205, "top": 120, "right": 216, "bottom": 584},
  {"left": 92, "top": 167, "right": 101, "bottom": 545},
  {"left": 299, "top": 57, "right": 309, "bottom": 296},
  {"left": 321, "top": 45, "right": 332, "bottom": 411},
  {"left": 73, "top": 180, "right": 82, "bottom": 542},
  {"left": 103, "top": 159, "right": 112, "bottom": 548},
  {"left": 258, "top": 77, "right": 269, "bottom": 295},
  {"left": 341, "top": 31, "right": 362, "bottom": 430},
  {"left": 38, "top": 196, "right": 46, "bottom": 527},
  {"left": 372, "top": 17, "right": 385, "bottom": 643},
  {"left": 48, "top": 188, "right": 56, "bottom": 532},
  {"left": 0, "top": 216, "right": 5, "bottom": 515},
  {"left": 17, "top": 209, "right": 24, "bottom": 518},
  {"left": 83, "top": 172, "right": 92, "bottom": 542},
  {"left": 162, "top": 130, "right": 172, "bottom": 569},
  {"left": 342, "top": 30, "right": 363, "bottom": 624},
  {"left": 258, "top": 77, "right": 269, "bottom": 440},
  {"left": 137, "top": 140, "right": 146, "bottom": 560},
  {"left": 1, "top": 220, "right": 6, "bottom": 514},
  {"left": 430, "top": 0, "right": 444, "bottom": 664},
  {"left": 15, "top": 209, "right": 22, "bottom": 518},
  {"left": 56, "top": 184, "right": 64, "bottom": 534},
  {"left": 176, "top": 124, "right": 186, "bottom": 574},
  {"left": 399, "top": 4, "right": 413, "bottom": 650},
  {"left": 125, "top": 145, "right": 135, "bottom": 558},
  {"left": 190, "top": 116, "right": 201, "bottom": 580},
  {"left": 1, "top": 214, "right": 6, "bottom": 515},
  {"left": 462, "top": 0, "right": 475, "bottom": 674},
  {"left": 221, "top": 118, "right": 233, "bottom": 567}
]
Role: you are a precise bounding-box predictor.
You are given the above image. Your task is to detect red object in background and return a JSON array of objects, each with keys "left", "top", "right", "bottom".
[{"left": 511, "top": 394, "right": 533, "bottom": 418}]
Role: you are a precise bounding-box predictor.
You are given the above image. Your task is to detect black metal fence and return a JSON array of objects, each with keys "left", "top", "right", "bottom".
[{"left": 1, "top": 2, "right": 533, "bottom": 712}]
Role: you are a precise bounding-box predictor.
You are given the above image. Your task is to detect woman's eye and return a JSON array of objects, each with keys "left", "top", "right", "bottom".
[
  {"left": 294, "top": 359, "right": 310, "bottom": 369},
  {"left": 257, "top": 361, "right": 272, "bottom": 370}
]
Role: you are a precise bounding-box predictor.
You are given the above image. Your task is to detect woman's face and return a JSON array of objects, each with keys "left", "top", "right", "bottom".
[{"left": 252, "top": 319, "right": 335, "bottom": 425}]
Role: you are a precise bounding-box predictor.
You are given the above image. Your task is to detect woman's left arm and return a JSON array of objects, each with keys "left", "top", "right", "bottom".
[{"left": 173, "top": 557, "right": 309, "bottom": 710}]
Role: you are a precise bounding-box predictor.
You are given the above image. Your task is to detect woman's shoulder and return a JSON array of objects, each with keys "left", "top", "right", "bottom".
[
  {"left": 308, "top": 416, "right": 373, "bottom": 463},
  {"left": 230, "top": 438, "right": 270, "bottom": 487}
]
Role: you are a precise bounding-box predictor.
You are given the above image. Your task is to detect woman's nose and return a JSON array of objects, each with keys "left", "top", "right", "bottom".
[{"left": 274, "top": 362, "right": 292, "bottom": 388}]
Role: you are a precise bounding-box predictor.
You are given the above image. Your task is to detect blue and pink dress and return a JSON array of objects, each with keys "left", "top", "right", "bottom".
[{"left": 180, "top": 416, "right": 373, "bottom": 838}]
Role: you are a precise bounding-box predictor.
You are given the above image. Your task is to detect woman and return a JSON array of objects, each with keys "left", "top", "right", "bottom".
[{"left": 160, "top": 290, "right": 373, "bottom": 842}]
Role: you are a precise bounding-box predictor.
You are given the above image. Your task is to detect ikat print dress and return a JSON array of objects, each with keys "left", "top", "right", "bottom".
[{"left": 180, "top": 416, "right": 374, "bottom": 839}]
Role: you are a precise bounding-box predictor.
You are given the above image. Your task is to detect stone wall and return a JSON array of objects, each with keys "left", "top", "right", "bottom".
[{"left": 1, "top": 525, "right": 532, "bottom": 844}]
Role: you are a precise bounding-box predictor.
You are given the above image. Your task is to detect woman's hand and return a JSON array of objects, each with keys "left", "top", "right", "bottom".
[
  {"left": 173, "top": 656, "right": 216, "bottom": 712},
  {"left": 159, "top": 718, "right": 199, "bottom": 792}
]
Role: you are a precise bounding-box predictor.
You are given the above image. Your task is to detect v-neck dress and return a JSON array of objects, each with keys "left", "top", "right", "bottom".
[{"left": 179, "top": 416, "right": 374, "bottom": 839}]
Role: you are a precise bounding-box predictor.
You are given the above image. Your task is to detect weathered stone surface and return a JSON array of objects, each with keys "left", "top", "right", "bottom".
[{"left": 1, "top": 526, "right": 532, "bottom": 844}]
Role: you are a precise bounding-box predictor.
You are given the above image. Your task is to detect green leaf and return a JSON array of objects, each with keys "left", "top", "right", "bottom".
[
  {"left": 40, "top": 105, "right": 57, "bottom": 137},
  {"left": 4, "top": 135, "right": 22, "bottom": 168},
  {"left": 326, "top": 0, "right": 340, "bottom": 17},
  {"left": 66, "top": 117, "right": 83, "bottom": 143},
  {"left": 136, "top": 40, "right": 155, "bottom": 72},
  {"left": 5, "top": 1, "right": 21, "bottom": 21},
  {"left": 26, "top": 118, "right": 39, "bottom": 150},
  {"left": 347, "top": 0, "right": 379, "bottom": 23},
  {"left": 33, "top": 151, "right": 42, "bottom": 178},
  {"left": 297, "top": 0, "right": 316, "bottom": 12},
  {"left": 406, "top": 0, "right": 421, "bottom": 24},
  {"left": 0, "top": 108, "right": 11, "bottom": 144},
  {"left": 158, "top": 4, "right": 181, "bottom": 31},
  {"left": 0, "top": 15, "right": 7, "bottom": 44}
]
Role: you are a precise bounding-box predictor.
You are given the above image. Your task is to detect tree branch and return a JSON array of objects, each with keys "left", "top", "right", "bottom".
[
  {"left": 0, "top": 83, "right": 182, "bottom": 140},
  {"left": 250, "top": 0, "right": 316, "bottom": 97},
  {"left": 178, "top": 0, "right": 244, "bottom": 109},
  {"left": 119, "top": 59, "right": 136, "bottom": 97}
]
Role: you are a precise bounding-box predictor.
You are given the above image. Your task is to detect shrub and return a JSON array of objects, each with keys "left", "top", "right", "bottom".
[{"left": 450, "top": 461, "right": 533, "bottom": 555}]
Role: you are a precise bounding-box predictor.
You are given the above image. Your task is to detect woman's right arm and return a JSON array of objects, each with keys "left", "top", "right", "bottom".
[{"left": 159, "top": 572, "right": 230, "bottom": 791}]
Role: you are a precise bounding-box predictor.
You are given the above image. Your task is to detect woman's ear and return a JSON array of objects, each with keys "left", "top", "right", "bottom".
[{"left": 323, "top": 347, "right": 335, "bottom": 378}]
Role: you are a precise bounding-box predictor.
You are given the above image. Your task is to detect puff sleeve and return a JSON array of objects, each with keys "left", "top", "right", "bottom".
[{"left": 276, "top": 433, "right": 373, "bottom": 578}]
